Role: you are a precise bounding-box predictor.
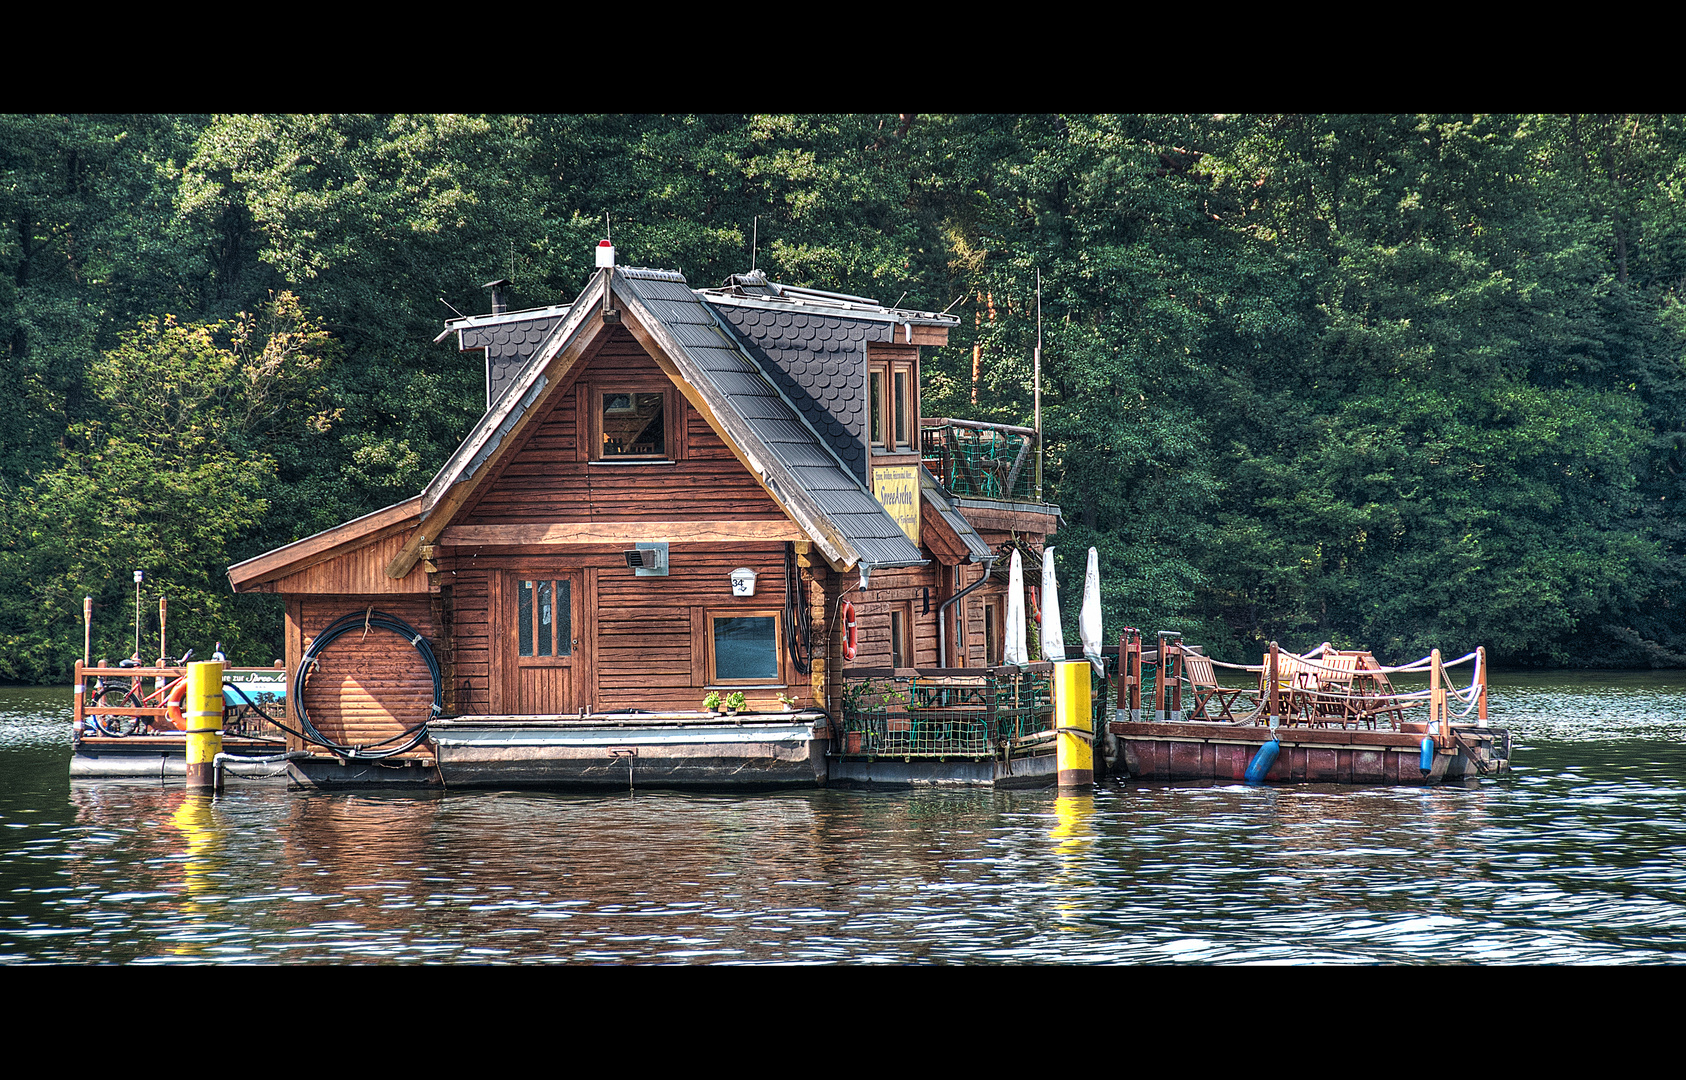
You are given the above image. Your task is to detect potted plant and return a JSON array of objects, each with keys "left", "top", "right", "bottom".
[
  {"left": 724, "top": 691, "right": 747, "bottom": 715},
  {"left": 702, "top": 691, "right": 721, "bottom": 714},
  {"left": 776, "top": 692, "right": 799, "bottom": 712}
]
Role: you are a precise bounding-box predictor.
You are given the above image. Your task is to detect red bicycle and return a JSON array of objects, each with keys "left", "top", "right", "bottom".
[{"left": 88, "top": 650, "right": 194, "bottom": 736}]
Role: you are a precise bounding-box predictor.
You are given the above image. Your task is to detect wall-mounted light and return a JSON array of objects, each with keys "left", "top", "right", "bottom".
[
  {"left": 626, "top": 542, "right": 669, "bottom": 577},
  {"left": 730, "top": 567, "right": 757, "bottom": 597}
]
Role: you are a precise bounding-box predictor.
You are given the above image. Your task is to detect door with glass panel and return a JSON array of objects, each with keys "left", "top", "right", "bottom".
[{"left": 505, "top": 572, "right": 583, "bottom": 715}]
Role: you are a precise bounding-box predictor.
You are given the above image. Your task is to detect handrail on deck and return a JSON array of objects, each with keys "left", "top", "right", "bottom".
[{"left": 920, "top": 419, "right": 1039, "bottom": 502}]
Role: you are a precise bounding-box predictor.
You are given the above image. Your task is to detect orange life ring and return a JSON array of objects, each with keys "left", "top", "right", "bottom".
[
  {"left": 841, "top": 600, "right": 858, "bottom": 661},
  {"left": 163, "top": 678, "right": 188, "bottom": 730},
  {"left": 1029, "top": 586, "right": 1042, "bottom": 623}
]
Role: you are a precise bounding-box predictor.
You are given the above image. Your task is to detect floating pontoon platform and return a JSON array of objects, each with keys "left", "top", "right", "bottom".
[{"left": 428, "top": 712, "right": 831, "bottom": 788}]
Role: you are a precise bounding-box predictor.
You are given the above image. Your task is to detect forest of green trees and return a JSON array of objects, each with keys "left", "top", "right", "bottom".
[{"left": 3, "top": 114, "right": 1684, "bottom": 680}]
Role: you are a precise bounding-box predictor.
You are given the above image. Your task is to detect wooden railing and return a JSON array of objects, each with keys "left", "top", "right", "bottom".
[{"left": 74, "top": 660, "right": 288, "bottom": 739}]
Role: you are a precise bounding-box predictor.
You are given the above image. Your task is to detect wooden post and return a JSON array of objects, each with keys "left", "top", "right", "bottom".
[
  {"left": 1430, "top": 648, "right": 1447, "bottom": 747},
  {"left": 1127, "top": 630, "right": 1141, "bottom": 720},
  {"left": 1153, "top": 640, "right": 1165, "bottom": 722},
  {"left": 158, "top": 596, "right": 167, "bottom": 666},
  {"left": 1268, "top": 641, "right": 1280, "bottom": 729},
  {"left": 83, "top": 597, "right": 92, "bottom": 667},
  {"left": 1477, "top": 645, "right": 1488, "bottom": 726},
  {"left": 1169, "top": 639, "right": 1183, "bottom": 722}
]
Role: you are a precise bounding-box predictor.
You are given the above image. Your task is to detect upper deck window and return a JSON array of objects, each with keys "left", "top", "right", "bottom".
[{"left": 869, "top": 359, "right": 916, "bottom": 452}]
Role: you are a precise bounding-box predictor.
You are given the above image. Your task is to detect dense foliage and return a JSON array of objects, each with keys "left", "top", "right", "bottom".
[{"left": 4, "top": 113, "right": 1684, "bottom": 679}]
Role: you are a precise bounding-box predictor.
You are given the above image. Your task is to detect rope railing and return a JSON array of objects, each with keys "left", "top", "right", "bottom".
[
  {"left": 1178, "top": 643, "right": 1487, "bottom": 728},
  {"left": 1204, "top": 648, "right": 1477, "bottom": 678}
]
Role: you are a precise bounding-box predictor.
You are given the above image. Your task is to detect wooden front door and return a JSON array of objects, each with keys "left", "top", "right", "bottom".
[{"left": 501, "top": 572, "right": 585, "bottom": 715}]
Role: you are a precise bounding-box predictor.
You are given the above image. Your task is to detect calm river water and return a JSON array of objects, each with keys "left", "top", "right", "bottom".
[{"left": 3, "top": 672, "right": 1685, "bottom": 964}]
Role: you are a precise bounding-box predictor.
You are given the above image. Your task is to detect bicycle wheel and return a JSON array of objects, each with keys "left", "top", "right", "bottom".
[{"left": 90, "top": 683, "right": 141, "bottom": 737}]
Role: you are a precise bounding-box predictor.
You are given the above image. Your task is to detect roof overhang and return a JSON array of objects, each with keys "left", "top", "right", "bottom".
[{"left": 226, "top": 496, "right": 422, "bottom": 592}]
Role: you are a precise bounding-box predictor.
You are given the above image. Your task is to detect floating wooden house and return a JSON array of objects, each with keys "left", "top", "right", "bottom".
[{"left": 226, "top": 256, "right": 1063, "bottom": 788}]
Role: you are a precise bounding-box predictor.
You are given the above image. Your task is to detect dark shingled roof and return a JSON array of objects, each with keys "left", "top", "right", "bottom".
[
  {"left": 453, "top": 307, "right": 572, "bottom": 408},
  {"left": 710, "top": 305, "right": 895, "bottom": 486},
  {"left": 615, "top": 268, "right": 926, "bottom": 569}
]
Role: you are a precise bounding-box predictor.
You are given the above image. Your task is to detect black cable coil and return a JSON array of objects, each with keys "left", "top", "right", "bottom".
[
  {"left": 784, "top": 541, "right": 812, "bottom": 675},
  {"left": 291, "top": 609, "right": 442, "bottom": 759}
]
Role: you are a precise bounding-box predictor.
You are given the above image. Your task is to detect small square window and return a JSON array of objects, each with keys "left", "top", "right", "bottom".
[
  {"left": 599, "top": 390, "right": 666, "bottom": 457},
  {"left": 709, "top": 613, "right": 781, "bottom": 684}
]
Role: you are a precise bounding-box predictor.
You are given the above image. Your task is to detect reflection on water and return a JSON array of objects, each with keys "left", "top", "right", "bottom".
[{"left": 4, "top": 674, "right": 1686, "bottom": 964}]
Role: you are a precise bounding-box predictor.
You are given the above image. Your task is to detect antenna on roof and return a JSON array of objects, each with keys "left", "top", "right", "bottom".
[
  {"left": 751, "top": 216, "right": 758, "bottom": 272},
  {"left": 1034, "top": 267, "right": 1043, "bottom": 501},
  {"left": 942, "top": 292, "right": 966, "bottom": 314},
  {"left": 439, "top": 297, "right": 467, "bottom": 319},
  {"left": 892, "top": 291, "right": 908, "bottom": 309}
]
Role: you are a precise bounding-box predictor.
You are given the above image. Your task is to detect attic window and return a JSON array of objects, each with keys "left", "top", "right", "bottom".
[{"left": 599, "top": 391, "right": 667, "bottom": 458}]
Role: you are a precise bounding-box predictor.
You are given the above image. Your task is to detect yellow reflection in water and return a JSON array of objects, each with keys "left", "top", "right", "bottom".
[
  {"left": 171, "top": 793, "right": 221, "bottom": 957},
  {"left": 1050, "top": 792, "right": 1096, "bottom": 932}
]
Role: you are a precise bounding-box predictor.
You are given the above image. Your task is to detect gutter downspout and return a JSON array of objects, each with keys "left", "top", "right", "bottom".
[{"left": 938, "top": 556, "right": 998, "bottom": 667}]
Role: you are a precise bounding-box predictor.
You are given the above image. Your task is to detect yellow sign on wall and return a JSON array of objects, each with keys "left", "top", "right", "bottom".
[{"left": 872, "top": 464, "right": 920, "bottom": 544}]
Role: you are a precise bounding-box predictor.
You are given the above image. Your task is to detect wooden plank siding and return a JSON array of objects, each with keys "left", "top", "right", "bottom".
[
  {"left": 438, "top": 543, "right": 801, "bottom": 715},
  {"left": 289, "top": 597, "right": 438, "bottom": 756},
  {"left": 455, "top": 328, "right": 785, "bottom": 529},
  {"left": 267, "top": 531, "right": 430, "bottom": 595}
]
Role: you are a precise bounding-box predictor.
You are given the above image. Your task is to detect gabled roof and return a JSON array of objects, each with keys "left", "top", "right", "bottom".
[
  {"left": 615, "top": 268, "right": 926, "bottom": 571},
  {"left": 700, "top": 273, "right": 957, "bottom": 486},
  {"left": 384, "top": 266, "right": 927, "bottom": 579}
]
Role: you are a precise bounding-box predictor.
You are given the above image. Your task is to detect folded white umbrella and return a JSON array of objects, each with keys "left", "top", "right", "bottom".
[
  {"left": 1040, "top": 547, "right": 1066, "bottom": 661},
  {"left": 1005, "top": 549, "right": 1028, "bottom": 665},
  {"left": 1080, "top": 546, "right": 1103, "bottom": 677}
]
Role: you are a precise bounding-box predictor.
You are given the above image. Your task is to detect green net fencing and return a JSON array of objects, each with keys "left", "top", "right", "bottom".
[
  {"left": 921, "top": 423, "right": 1037, "bottom": 501},
  {"left": 839, "top": 668, "right": 1054, "bottom": 759}
]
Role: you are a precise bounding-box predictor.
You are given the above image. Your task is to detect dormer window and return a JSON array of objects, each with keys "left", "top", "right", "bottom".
[{"left": 869, "top": 358, "right": 916, "bottom": 452}]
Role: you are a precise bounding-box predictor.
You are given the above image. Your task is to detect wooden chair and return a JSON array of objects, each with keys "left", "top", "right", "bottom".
[
  {"left": 1183, "top": 653, "right": 1257, "bottom": 720},
  {"left": 1306, "top": 654, "right": 1359, "bottom": 727},
  {"left": 1260, "top": 653, "right": 1319, "bottom": 725},
  {"left": 1342, "top": 651, "right": 1409, "bottom": 730}
]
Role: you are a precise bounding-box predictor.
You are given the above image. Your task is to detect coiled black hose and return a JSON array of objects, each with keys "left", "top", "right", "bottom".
[{"left": 291, "top": 609, "right": 442, "bottom": 759}]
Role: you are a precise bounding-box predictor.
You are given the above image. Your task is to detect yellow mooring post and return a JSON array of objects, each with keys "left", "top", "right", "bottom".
[
  {"left": 1054, "top": 659, "right": 1093, "bottom": 788},
  {"left": 185, "top": 660, "right": 225, "bottom": 790}
]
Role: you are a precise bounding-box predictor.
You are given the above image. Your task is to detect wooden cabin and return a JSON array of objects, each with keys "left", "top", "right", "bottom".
[{"left": 226, "top": 259, "right": 1061, "bottom": 786}]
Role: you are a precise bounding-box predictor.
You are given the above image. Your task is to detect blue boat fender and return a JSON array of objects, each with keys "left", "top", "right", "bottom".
[
  {"left": 1244, "top": 739, "right": 1280, "bottom": 784},
  {"left": 1420, "top": 737, "right": 1437, "bottom": 772}
]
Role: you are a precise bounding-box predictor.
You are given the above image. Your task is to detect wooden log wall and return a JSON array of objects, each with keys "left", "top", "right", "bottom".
[
  {"left": 437, "top": 543, "right": 804, "bottom": 714},
  {"left": 457, "top": 327, "right": 786, "bottom": 528},
  {"left": 287, "top": 596, "right": 438, "bottom": 756}
]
